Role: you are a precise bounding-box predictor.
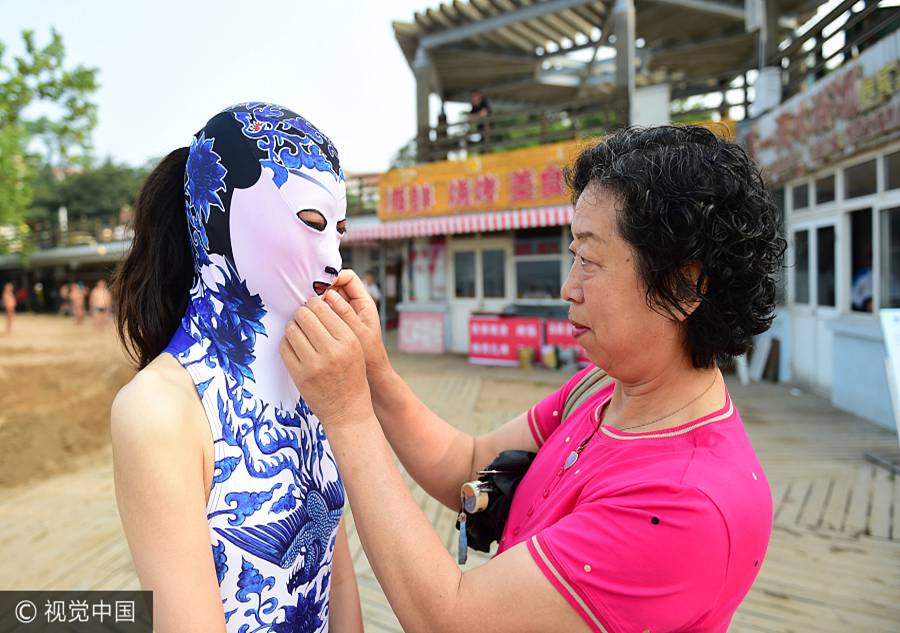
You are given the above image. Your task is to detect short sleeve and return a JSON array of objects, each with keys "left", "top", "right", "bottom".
[
  {"left": 527, "top": 365, "right": 597, "bottom": 447},
  {"left": 526, "top": 482, "right": 730, "bottom": 633}
]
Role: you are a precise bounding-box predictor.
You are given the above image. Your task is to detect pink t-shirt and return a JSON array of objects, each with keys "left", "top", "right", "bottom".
[{"left": 496, "top": 365, "right": 772, "bottom": 633}]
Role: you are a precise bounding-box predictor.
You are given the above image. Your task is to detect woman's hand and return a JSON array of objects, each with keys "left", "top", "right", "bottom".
[
  {"left": 280, "top": 295, "right": 373, "bottom": 429},
  {"left": 325, "top": 270, "right": 392, "bottom": 379}
]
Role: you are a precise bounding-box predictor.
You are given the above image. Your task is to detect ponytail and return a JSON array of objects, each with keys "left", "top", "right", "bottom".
[{"left": 112, "top": 147, "right": 192, "bottom": 369}]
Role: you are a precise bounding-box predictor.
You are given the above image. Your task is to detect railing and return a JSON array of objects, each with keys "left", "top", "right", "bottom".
[
  {"left": 19, "top": 216, "right": 129, "bottom": 251},
  {"left": 15, "top": 177, "right": 380, "bottom": 256},
  {"left": 345, "top": 173, "right": 380, "bottom": 217},
  {"left": 772, "top": 0, "right": 900, "bottom": 100},
  {"left": 415, "top": 97, "right": 624, "bottom": 163}
]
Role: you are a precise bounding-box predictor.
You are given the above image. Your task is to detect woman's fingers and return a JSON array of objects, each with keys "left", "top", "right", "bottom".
[
  {"left": 291, "top": 306, "right": 333, "bottom": 353},
  {"left": 306, "top": 296, "right": 354, "bottom": 341},
  {"left": 323, "top": 290, "right": 366, "bottom": 336},
  {"left": 332, "top": 269, "right": 372, "bottom": 306},
  {"left": 284, "top": 318, "right": 315, "bottom": 358}
]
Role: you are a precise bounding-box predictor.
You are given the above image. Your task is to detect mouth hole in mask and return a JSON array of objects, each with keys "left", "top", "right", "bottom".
[{"left": 297, "top": 209, "right": 327, "bottom": 231}]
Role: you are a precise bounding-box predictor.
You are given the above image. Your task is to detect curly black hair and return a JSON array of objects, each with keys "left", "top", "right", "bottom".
[{"left": 566, "top": 125, "right": 786, "bottom": 369}]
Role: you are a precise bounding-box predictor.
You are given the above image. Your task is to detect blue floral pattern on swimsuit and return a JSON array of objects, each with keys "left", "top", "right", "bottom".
[{"left": 164, "top": 102, "right": 345, "bottom": 633}]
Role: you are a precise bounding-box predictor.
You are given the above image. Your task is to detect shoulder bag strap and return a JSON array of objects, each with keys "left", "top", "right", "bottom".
[{"left": 561, "top": 366, "right": 612, "bottom": 422}]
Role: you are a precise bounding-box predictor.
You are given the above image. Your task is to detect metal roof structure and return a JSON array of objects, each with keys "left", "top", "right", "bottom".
[{"left": 394, "top": 0, "right": 822, "bottom": 106}]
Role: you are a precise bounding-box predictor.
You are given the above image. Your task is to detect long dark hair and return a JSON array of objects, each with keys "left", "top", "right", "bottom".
[{"left": 112, "top": 147, "right": 193, "bottom": 368}]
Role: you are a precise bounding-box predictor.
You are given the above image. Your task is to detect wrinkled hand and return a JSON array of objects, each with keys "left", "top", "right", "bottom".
[
  {"left": 280, "top": 295, "right": 373, "bottom": 429},
  {"left": 324, "top": 270, "right": 391, "bottom": 378}
]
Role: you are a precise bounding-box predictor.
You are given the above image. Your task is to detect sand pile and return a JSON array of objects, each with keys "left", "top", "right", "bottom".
[{"left": 0, "top": 315, "right": 136, "bottom": 487}]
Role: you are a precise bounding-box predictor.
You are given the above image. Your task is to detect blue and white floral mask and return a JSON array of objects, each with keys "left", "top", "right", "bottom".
[{"left": 181, "top": 102, "right": 347, "bottom": 408}]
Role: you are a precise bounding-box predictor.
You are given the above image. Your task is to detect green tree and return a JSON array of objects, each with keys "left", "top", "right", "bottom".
[
  {"left": 0, "top": 28, "right": 99, "bottom": 251},
  {"left": 0, "top": 29, "right": 99, "bottom": 166},
  {"left": 0, "top": 124, "right": 30, "bottom": 225},
  {"left": 29, "top": 158, "right": 147, "bottom": 218}
]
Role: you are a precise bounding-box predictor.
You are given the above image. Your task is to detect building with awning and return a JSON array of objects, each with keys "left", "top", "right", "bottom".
[
  {"left": 339, "top": 0, "right": 827, "bottom": 359},
  {"left": 341, "top": 121, "right": 736, "bottom": 357}
]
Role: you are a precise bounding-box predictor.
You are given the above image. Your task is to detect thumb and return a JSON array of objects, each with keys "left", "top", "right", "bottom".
[{"left": 332, "top": 269, "right": 370, "bottom": 305}]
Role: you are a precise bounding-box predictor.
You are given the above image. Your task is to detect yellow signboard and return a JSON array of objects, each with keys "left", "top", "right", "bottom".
[{"left": 378, "top": 121, "right": 735, "bottom": 221}]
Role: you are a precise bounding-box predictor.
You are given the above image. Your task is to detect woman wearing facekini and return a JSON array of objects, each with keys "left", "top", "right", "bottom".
[{"left": 111, "top": 103, "right": 362, "bottom": 633}]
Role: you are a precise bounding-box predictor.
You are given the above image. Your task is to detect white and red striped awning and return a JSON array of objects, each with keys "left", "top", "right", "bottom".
[{"left": 343, "top": 205, "right": 574, "bottom": 243}]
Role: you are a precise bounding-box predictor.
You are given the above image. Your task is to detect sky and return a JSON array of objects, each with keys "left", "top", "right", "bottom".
[{"left": 0, "top": 0, "right": 447, "bottom": 173}]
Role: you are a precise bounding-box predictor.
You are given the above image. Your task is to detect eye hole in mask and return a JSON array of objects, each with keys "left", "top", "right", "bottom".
[{"left": 297, "top": 209, "right": 327, "bottom": 231}]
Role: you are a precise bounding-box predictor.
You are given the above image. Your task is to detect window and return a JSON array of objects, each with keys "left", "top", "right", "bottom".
[
  {"left": 516, "top": 260, "right": 562, "bottom": 299},
  {"left": 881, "top": 207, "right": 900, "bottom": 308},
  {"left": 454, "top": 251, "right": 475, "bottom": 298},
  {"left": 815, "top": 175, "right": 835, "bottom": 204},
  {"left": 845, "top": 159, "right": 876, "bottom": 198},
  {"left": 850, "top": 209, "right": 873, "bottom": 312},
  {"left": 773, "top": 188, "right": 786, "bottom": 304},
  {"left": 817, "top": 226, "right": 836, "bottom": 307},
  {"left": 514, "top": 227, "right": 564, "bottom": 299},
  {"left": 792, "top": 183, "right": 809, "bottom": 210},
  {"left": 514, "top": 227, "right": 561, "bottom": 255},
  {"left": 886, "top": 151, "right": 900, "bottom": 191},
  {"left": 482, "top": 249, "right": 506, "bottom": 298},
  {"left": 340, "top": 247, "right": 354, "bottom": 269},
  {"left": 794, "top": 230, "right": 810, "bottom": 304}
]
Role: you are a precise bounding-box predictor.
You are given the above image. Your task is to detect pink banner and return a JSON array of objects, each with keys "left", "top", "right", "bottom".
[
  {"left": 468, "top": 316, "right": 543, "bottom": 366},
  {"left": 545, "top": 319, "right": 590, "bottom": 365}
]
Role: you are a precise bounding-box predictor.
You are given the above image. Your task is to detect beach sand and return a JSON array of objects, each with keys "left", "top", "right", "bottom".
[{"left": 0, "top": 314, "right": 134, "bottom": 488}]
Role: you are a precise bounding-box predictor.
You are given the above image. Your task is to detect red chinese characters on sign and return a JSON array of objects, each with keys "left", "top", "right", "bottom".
[
  {"left": 774, "top": 67, "right": 863, "bottom": 152},
  {"left": 384, "top": 184, "right": 436, "bottom": 215},
  {"left": 540, "top": 165, "right": 565, "bottom": 198},
  {"left": 409, "top": 184, "right": 434, "bottom": 214},
  {"left": 449, "top": 178, "right": 471, "bottom": 208},
  {"left": 449, "top": 175, "right": 499, "bottom": 208},
  {"left": 509, "top": 169, "right": 535, "bottom": 202},
  {"left": 474, "top": 175, "right": 498, "bottom": 205}
]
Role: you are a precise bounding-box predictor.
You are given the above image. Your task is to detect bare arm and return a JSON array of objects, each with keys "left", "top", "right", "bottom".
[
  {"left": 328, "top": 518, "right": 364, "bottom": 633},
  {"left": 111, "top": 371, "right": 227, "bottom": 633},
  {"left": 326, "top": 271, "right": 538, "bottom": 509},
  {"left": 329, "top": 418, "right": 589, "bottom": 633},
  {"left": 372, "top": 366, "right": 535, "bottom": 508}
]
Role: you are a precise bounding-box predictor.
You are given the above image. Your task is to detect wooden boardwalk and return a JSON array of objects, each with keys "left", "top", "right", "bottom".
[{"left": 1, "top": 348, "right": 899, "bottom": 631}]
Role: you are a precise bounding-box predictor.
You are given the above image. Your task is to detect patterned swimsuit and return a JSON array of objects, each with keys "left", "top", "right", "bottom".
[{"left": 162, "top": 102, "right": 348, "bottom": 633}]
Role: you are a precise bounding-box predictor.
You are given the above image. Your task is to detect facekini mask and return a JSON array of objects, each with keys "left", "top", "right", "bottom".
[{"left": 176, "top": 101, "right": 347, "bottom": 407}]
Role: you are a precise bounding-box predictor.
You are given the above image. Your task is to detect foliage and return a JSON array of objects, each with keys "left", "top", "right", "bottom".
[{"left": 0, "top": 28, "right": 99, "bottom": 252}]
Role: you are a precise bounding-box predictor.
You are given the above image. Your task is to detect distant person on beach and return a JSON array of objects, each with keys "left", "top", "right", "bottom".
[
  {"left": 89, "top": 280, "right": 113, "bottom": 328},
  {"left": 58, "top": 283, "right": 70, "bottom": 316},
  {"left": 110, "top": 103, "right": 362, "bottom": 633},
  {"left": 69, "top": 282, "right": 86, "bottom": 325},
  {"left": 3, "top": 283, "right": 15, "bottom": 335},
  {"left": 279, "top": 126, "right": 784, "bottom": 633}
]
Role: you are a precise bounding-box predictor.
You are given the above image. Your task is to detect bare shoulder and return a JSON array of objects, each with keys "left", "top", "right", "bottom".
[{"left": 111, "top": 352, "right": 205, "bottom": 448}]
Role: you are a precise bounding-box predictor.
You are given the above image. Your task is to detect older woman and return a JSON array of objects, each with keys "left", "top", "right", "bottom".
[{"left": 281, "top": 125, "right": 784, "bottom": 633}]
